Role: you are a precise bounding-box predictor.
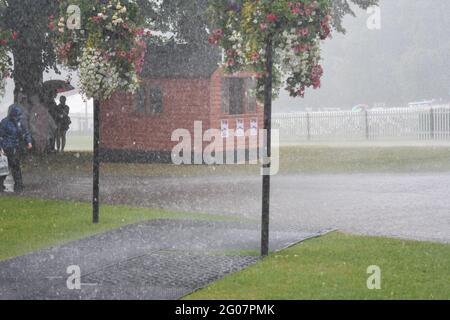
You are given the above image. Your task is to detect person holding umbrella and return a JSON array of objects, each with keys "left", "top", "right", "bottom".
[
  {"left": 42, "top": 80, "right": 74, "bottom": 153},
  {"left": 55, "top": 95, "right": 71, "bottom": 152},
  {"left": 0, "top": 104, "right": 33, "bottom": 193}
]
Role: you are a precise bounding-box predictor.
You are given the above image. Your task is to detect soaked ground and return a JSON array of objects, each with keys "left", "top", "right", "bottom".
[
  {"left": 0, "top": 219, "right": 323, "bottom": 300},
  {"left": 11, "top": 170, "right": 450, "bottom": 243},
  {"left": 2, "top": 165, "right": 450, "bottom": 300}
]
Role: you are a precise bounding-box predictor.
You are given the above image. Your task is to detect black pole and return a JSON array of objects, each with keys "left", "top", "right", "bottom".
[
  {"left": 93, "top": 99, "right": 100, "bottom": 224},
  {"left": 261, "top": 38, "right": 273, "bottom": 257}
]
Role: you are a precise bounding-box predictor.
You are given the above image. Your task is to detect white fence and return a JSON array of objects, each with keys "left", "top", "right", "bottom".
[
  {"left": 272, "top": 105, "right": 450, "bottom": 143},
  {"left": 68, "top": 113, "right": 93, "bottom": 135}
]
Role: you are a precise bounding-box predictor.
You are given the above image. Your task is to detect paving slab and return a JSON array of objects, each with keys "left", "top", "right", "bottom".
[{"left": 0, "top": 219, "right": 326, "bottom": 300}]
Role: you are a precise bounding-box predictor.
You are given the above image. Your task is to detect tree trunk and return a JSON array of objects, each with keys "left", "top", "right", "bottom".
[{"left": 12, "top": 47, "right": 44, "bottom": 103}]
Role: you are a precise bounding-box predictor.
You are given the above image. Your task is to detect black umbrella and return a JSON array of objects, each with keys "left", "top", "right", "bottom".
[{"left": 42, "top": 80, "right": 75, "bottom": 94}]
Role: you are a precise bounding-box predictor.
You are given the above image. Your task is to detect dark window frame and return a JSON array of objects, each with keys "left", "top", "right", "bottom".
[
  {"left": 221, "top": 76, "right": 257, "bottom": 115},
  {"left": 133, "top": 84, "right": 164, "bottom": 115}
]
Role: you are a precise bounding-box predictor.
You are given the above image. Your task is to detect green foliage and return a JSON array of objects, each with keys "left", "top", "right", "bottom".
[
  {"left": 52, "top": 0, "right": 148, "bottom": 100},
  {"left": 208, "top": 0, "right": 333, "bottom": 100},
  {"left": 330, "top": 0, "right": 379, "bottom": 33}
]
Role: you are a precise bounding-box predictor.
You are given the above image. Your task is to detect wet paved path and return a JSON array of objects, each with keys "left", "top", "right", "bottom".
[
  {"left": 0, "top": 219, "right": 324, "bottom": 300},
  {"left": 19, "top": 172, "right": 450, "bottom": 243}
]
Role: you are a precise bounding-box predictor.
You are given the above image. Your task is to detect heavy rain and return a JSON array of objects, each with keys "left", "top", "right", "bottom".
[{"left": 0, "top": 0, "right": 449, "bottom": 305}]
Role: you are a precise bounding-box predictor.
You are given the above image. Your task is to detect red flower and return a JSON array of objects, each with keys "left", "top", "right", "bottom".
[
  {"left": 208, "top": 35, "right": 218, "bottom": 45},
  {"left": 267, "top": 13, "right": 278, "bottom": 23},
  {"left": 11, "top": 31, "right": 18, "bottom": 40},
  {"left": 134, "top": 29, "right": 145, "bottom": 36},
  {"left": 48, "top": 22, "right": 55, "bottom": 30},
  {"left": 213, "top": 29, "right": 224, "bottom": 37},
  {"left": 293, "top": 44, "right": 308, "bottom": 53},
  {"left": 251, "top": 52, "right": 260, "bottom": 62},
  {"left": 227, "top": 58, "right": 235, "bottom": 66},
  {"left": 298, "top": 28, "right": 309, "bottom": 37}
]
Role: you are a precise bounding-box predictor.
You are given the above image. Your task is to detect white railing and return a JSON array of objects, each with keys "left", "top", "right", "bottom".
[
  {"left": 68, "top": 113, "right": 93, "bottom": 134},
  {"left": 272, "top": 105, "right": 450, "bottom": 143}
]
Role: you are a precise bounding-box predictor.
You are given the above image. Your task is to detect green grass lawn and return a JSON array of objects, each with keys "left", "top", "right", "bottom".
[
  {"left": 0, "top": 196, "right": 230, "bottom": 261},
  {"left": 65, "top": 134, "right": 93, "bottom": 151},
  {"left": 22, "top": 146, "right": 450, "bottom": 178},
  {"left": 280, "top": 146, "right": 450, "bottom": 173},
  {"left": 185, "top": 233, "right": 450, "bottom": 300}
]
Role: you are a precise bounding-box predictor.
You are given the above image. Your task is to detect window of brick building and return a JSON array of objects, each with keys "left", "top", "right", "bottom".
[
  {"left": 246, "top": 78, "right": 257, "bottom": 113},
  {"left": 222, "top": 77, "right": 256, "bottom": 115},
  {"left": 148, "top": 86, "right": 163, "bottom": 114},
  {"left": 134, "top": 85, "right": 163, "bottom": 114},
  {"left": 134, "top": 86, "right": 147, "bottom": 113}
]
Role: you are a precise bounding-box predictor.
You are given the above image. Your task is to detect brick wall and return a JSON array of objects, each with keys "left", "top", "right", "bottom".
[
  {"left": 101, "top": 78, "right": 211, "bottom": 152},
  {"left": 100, "top": 69, "right": 265, "bottom": 162}
]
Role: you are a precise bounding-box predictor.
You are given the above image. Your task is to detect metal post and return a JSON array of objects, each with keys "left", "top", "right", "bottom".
[
  {"left": 261, "top": 38, "right": 273, "bottom": 257},
  {"left": 93, "top": 99, "right": 100, "bottom": 224},
  {"left": 430, "top": 107, "right": 435, "bottom": 140},
  {"left": 365, "top": 110, "right": 370, "bottom": 140},
  {"left": 306, "top": 112, "right": 311, "bottom": 141}
]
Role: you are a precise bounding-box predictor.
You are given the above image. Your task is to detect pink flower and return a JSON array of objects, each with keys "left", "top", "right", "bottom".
[
  {"left": 260, "top": 23, "right": 267, "bottom": 30},
  {"left": 134, "top": 29, "right": 145, "bottom": 36},
  {"left": 227, "top": 58, "right": 235, "bottom": 66},
  {"left": 251, "top": 52, "right": 260, "bottom": 62},
  {"left": 213, "top": 29, "right": 224, "bottom": 37},
  {"left": 298, "top": 28, "right": 309, "bottom": 37},
  {"left": 267, "top": 13, "right": 278, "bottom": 23},
  {"left": 226, "top": 48, "right": 235, "bottom": 56},
  {"left": 135, "top": 39, "right": 146, "bottom": 48},
  {"left": 293, "top": 44, "right": 308, "bottom": 53},
  {"left": 208, "top": 35, "right": 218, "bottom": 45}
]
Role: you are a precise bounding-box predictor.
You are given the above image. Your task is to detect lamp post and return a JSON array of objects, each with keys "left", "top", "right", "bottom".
[
  {"left": 261, "top": 37, "right": 273, "bottom": 257},
  {"left": 93, "top": 98, "right": 100, "bottom": 224}
]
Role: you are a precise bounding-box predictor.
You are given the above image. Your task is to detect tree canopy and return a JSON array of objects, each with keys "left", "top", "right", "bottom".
[{"left": 0, "top": 0, "right": 379, "bottom": 101}]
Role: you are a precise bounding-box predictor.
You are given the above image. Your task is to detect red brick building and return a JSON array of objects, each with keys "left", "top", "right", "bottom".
[{"left": 100, "top": 42, "right": 264, "bottom": 163}]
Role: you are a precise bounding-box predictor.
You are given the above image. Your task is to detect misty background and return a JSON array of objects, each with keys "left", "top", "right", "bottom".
[{"left": 274, "top": 0, "right": 450, "bottom": 111}]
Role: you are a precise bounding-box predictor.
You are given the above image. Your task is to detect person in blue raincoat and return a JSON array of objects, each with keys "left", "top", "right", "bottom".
[{"left": 0, "top": 104, "right": 33, "bottom": 193}]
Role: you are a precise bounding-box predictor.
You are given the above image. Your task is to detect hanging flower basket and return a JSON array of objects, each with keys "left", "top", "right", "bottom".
[
  {"left": 51, "top": 0, "right": 150, "bottom": 101},
  {"left": 208, "top": 0, "right": 332, "bottom": 99}
]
